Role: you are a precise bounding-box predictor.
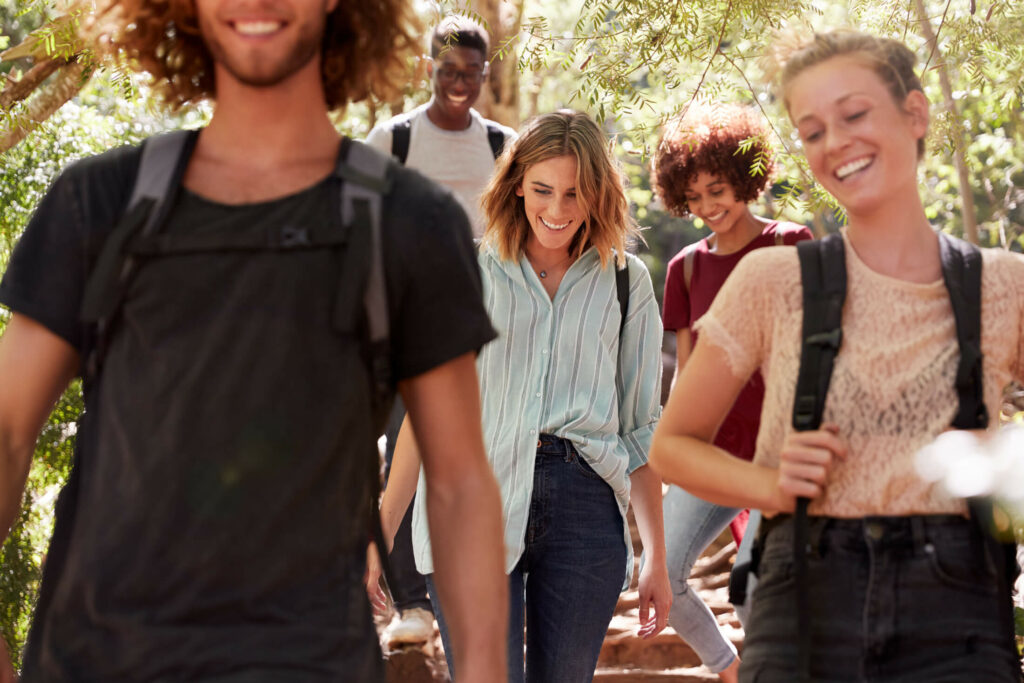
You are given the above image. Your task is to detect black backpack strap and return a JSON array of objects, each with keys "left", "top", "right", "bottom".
[
  {"left": 390, "top": 119, "right": 412, "bottom": 165},
  {"left": 616, "top": 260, "right": 630, "bottom": 336},
  {"left": 937, "top": 233, "right": 1017, "bottom": 662},
  {"left": 791, "top": 233, "right": 847, "bottom": 683},
  {"left": 80, "top": 129, "right": 198, "bottom": 381},
  {"left": 486, "top": 122, "right": 507, "bottom": 159},
  {"left": 937, "top": 232, "right": 988, "bottom": 430}
]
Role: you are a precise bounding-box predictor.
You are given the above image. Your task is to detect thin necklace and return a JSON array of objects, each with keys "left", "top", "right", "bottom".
[{"left": 528, "top": 251, "right": 574, "bottom": 279}]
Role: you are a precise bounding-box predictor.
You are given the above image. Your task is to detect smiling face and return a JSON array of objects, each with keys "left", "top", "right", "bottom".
[
  {"left": 787, "top": 55, "right": 928, "bottom": 220},
  {"left": 427, "top": 45, "right": 487, "bottom": 129},
  {"left": 515, "top": 155, "right": 587, "bottom": 258},
  {"left": 195, "top": 0, "right": 337, "bottom": 90},
  {"left": 684, "top": 172, "right": 750, "bottom": 237}
]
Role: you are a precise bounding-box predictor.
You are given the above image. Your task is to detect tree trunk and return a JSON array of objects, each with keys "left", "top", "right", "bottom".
[
  {"left": 913, "top": 0, "right": 980, "bottom": 244},
  {"left": 471, "top": 0, "right": 523, "bottom": 128},
  {"left": 0, "top": 60, "right": 88, "bottom": 156}
]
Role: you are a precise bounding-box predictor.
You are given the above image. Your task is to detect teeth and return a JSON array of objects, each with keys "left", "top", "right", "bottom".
[
  {"left": 706, "top": 212, "right": 726, "bottom": 222},
  {"left": 234, "top": 21, "right": 282, "bottom": 36},
  {"left": 836, "top": 157, "right": 872, "bottom": 180},
  {"left": 540, "top": 216, "right": 570, "bottom": 230}
]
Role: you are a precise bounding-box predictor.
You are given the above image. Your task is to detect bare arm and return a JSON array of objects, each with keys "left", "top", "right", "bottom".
[
  {"left": 652, "top": 338, "right": 845, "bottom": 514},
  {"left": 629, "top": 464, "right": 671, "bottom": 638},
  {"left": 401, "top": 352, "right": 507, "bottom": 683},
  {"left": 0, "top": 315, "right": 78, "bottom": 683},
  {"left": 379, "top": 414, "right": 421, "bottom": 551},
  {"left": 668, "top": 328, "right": 692, "bottom": 393},
  {"left": 0, "top": 314, "right": 79, "bottom": 540}
]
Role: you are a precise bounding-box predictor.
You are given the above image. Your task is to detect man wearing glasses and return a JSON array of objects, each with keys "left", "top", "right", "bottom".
[{"left": 366, "top": 16, "right": 516, "bottom": 237}]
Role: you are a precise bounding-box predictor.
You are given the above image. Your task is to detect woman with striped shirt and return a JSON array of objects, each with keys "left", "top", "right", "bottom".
[{"left": 373, "top": 109, "right": 671, "bottom": 682}]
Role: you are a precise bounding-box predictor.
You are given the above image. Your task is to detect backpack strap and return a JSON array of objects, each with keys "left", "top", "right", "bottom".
[
  {"left": 390, "top": 119, "right": 412, "bottom": 165},
  {"left": 791, "top": 233, "right": 847, "bottom": 683},
  {"left": 486, "top": 123, "right": 507, "bottom": 160},
  {"left": 80, "top": 129, "right": 198, "bottom": 381},
  {"left": 333, "top": 139, "right": 393, "bottom": 431},
  {"left": 937, "top": 232, "right": 988, "bottom": 430},
  {"left": 936, "top": 233, "right": 1018, "bottom": 660},
  {"left": 616, "top": 260, "right": 630, "bottom": 336}
]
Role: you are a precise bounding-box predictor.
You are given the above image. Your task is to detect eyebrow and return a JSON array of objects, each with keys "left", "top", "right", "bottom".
[
  {"left": 529, "top": 181, "right": 576, "bottom": 191},
  {"left": 794, "top": 92, "right": 867, "bottom": 126}
]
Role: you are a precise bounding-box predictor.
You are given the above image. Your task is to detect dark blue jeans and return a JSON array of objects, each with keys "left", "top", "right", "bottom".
[
  {"left": 740, "top": 514, "right": 1021, "bottom": 683},
  {"left": 427, "top": 434, "right": 626, "bottom": 683}
]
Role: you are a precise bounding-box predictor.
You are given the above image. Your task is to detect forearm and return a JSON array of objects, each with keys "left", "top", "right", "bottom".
[
  {"left": 0, "top": 430, "right": 33, "bottom": 542},
  {"left": 380, "top": 415, "right": 421, "bottom": 550},
  {"left": 426, "top": 464, "right": 507, "bottom": 681},
  {"left": 628, "top": 464, "right": 666, "bottom": 562},
  {"left": 650, "top": 432, "right": 782, "bottom": 513}
]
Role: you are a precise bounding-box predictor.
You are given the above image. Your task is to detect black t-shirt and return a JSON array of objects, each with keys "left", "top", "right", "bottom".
[{"left": 0, "top": 139, "right": 496, "bottom": 682}]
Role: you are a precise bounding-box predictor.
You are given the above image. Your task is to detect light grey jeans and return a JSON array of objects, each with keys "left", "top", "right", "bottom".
[{"left": 662, "top": 484, "right": 752, "bottom": 674}]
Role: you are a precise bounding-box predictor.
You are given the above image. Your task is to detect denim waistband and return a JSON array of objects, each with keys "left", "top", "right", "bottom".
[
  {"left": 536, "top": 433, "right": 575, "bottom": 457},
  {"left": 761, "top": 513, "right": 977, "bottom": 553}
]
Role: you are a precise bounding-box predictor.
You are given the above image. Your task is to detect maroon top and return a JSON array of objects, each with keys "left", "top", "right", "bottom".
[{"left": 663, "top": 220, "right": 813, "bottom": 462}]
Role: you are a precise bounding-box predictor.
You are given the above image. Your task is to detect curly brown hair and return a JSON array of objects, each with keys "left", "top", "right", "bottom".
[
  {"left": 651, "top": 103, "right": 776, "bottom": 218},
  {"left": 81, "top": 0, "right": 421, "bottom": 111}
]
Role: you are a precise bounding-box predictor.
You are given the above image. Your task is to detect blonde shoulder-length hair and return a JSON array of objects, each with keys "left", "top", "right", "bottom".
[{"left": 481, "top": 110, "right": 639, "bottom": 269}]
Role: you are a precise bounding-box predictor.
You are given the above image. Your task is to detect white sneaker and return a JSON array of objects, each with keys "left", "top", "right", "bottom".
[{"left": 385, "top": 607, "right": 434, "bottom": 647}]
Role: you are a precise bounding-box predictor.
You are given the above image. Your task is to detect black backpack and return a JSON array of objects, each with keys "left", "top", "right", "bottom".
[
  {"left": 389, "top": 117, "right": 507, "bottom": 164},
  {"left": 787, "top": 231, "right": 1018, "bottom": 681}
]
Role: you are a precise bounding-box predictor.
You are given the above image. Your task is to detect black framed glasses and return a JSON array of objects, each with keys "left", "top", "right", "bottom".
[{"left": 435, "top": 65, "right": 488, "bottom": 85}]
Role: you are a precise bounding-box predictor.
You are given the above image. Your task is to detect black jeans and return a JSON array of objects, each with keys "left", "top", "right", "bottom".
[
  {"left": 740, "top": 514, "right": 1021, "bottom": 683},
  {"left": 382, "top": 397, "right": 432, "bottom": 614}
]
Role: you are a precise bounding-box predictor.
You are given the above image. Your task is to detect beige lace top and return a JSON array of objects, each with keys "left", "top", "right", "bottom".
[{"left": 695, "top": 231, "right": 1024, "bottom": 517}]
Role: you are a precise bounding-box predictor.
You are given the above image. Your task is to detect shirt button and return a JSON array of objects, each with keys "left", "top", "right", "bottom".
[
  {"left": 535, "top": 392, "right": 541, "bottom": 398},
  {"left": 542, "top": 349, "right": 548, "bottom": 354},
  {"left": 529, "top": 428, "right": 536, "bottom": 434}
]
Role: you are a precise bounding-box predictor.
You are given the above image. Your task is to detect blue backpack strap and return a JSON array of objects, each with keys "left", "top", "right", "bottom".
[
  {"left": 485, "top": 122, "right": 507, "bottom": 160},
  {"left": 791, "top": 233, "right": 847, "bottom": 683},
  {"left": 389, "top": 119, "right": 412, "bottom": 165},
  {"left": 80, "top": 129, "right": 198, "bottom": 381}
]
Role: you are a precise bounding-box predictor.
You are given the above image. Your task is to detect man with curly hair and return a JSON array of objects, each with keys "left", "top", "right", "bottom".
[{"left": 0, "top": 0, "right": 508, "bottom": 681}]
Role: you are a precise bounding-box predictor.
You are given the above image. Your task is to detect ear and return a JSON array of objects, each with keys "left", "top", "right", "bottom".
[
  {"left": 904, "top": 89, "right": 930, "bottom": 141},
  {"left": 515, "top": 184, "right": 524, "bottom": 197},
  {"left": 326, "top": 0, "right": 340, "bottom": 14},
  {"left": 425, "top": 58, "right": 435, "bottom": 79}
]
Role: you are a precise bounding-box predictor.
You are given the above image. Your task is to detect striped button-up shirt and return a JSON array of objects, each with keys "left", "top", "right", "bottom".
[{"left": 412, "top": 246, "right": 663, "bottom": 588}]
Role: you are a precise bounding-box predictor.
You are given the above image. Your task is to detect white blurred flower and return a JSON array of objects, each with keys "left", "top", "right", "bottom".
[{"left": 915, "top": 426, "right": 1024, "bottom": 509}]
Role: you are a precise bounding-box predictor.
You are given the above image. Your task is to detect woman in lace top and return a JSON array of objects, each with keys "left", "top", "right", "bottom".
[{"left": 650, "top": 29, "right": 1024, "bottom": 682}]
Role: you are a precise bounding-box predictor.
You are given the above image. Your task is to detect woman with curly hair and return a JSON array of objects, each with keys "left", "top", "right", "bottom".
[
  {"left": 651, "top": 102, "right": 812, "bottom": 683},
  {"left": 651, "top": 30, "right": 1024, "bottom": 682},
  {"left": 374, "top": 110, "right": 672, "bottom": 682}
]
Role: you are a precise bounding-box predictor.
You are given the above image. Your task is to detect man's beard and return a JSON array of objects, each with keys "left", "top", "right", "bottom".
[{"left": 200, "top": 12, "right": 326, "bottom": 89}]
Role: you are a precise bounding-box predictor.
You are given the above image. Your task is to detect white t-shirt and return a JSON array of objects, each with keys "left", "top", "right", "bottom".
[{"left": 365, "top": 101, "right": 516, "bottom": 236}]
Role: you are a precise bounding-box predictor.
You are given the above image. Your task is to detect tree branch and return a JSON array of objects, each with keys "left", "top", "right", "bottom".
[
  {"left": 913, "top": 0, "right": 980, "bottom": 244},
  {"left": 0, "top": 58, "right": 66, "bottom": 111},
  {"left": 0, "top": 60, "right": 88, "bottom": 156}
]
